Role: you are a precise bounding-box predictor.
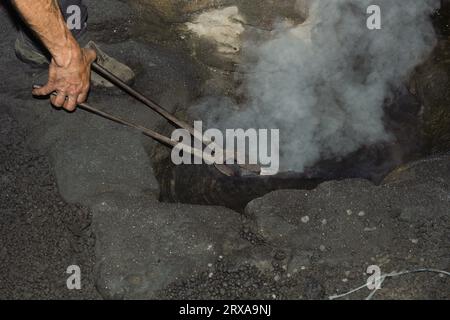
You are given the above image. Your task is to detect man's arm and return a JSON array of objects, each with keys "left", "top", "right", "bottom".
[{"left": 12, "top": 0, "right": 96, "bottom": 111}]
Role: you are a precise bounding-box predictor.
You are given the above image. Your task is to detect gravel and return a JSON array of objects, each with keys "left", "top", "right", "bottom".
[{"left": 0, "top": 111, "right": 99, "bottom": 299}]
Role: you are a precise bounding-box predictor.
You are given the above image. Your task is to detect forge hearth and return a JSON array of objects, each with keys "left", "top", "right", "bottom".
[
  {"left": 154, "top": 145, "right": 412, "bottom": 211},
  {"left": 153, "top": 86, "right": 425, "bottom": 211},
  {"left": 154, "top": 142, "right": 419, "bottom": 212},
  {"left": 1, "top": 0, "right": 449, "bottom": 301}
]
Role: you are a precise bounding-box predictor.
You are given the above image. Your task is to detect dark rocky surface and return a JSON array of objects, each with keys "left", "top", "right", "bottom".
[
  {"left": 156, "top": 155, "right": 450, "bottom": 300},
  {"left": 0, "top": 111, "right": 99, "bottom": 299},
  {"left": 0, "top": 0, "right": 448, "bottom": 300},
  {"left": 92, "top": 193, "right": 248, "bottom": 299},
  {"left": 244, "top": 155, "right": 450, "bottom": 299},
  {"left": 415, "top": 39, "right": 450, "bottom": 153}
]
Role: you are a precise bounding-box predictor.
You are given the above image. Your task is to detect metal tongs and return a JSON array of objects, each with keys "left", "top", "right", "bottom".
[{"left": 46, "top": 62, "right": 262, "bottom": 177}]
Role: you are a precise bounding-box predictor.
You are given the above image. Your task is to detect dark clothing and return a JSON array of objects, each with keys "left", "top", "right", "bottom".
[
  {"left": 15, "top": 0, "right": 88, "bottom": 65},
  {"left": 15, "top": 0, "right": 89, "bottom": 66}
]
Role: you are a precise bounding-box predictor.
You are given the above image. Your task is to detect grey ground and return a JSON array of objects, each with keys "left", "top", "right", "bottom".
[{"left": 0, "top": 0, "right": 449, "bottom": 300}]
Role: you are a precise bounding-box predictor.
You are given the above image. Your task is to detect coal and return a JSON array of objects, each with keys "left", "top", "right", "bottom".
[{"left": 155, "top": 140, "right": 410, "bottom": 212}]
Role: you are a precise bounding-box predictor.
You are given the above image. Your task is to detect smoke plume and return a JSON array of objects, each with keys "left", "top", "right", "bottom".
[{"left": 191, "top": 0, "right": 439, "bottom": 172}]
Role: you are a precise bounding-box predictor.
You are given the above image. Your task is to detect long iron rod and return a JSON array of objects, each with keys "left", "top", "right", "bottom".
[
  {"left": 92, "top": 62, "right": 260, "bottom": 174},
  {"left": 92, "top": 62, "right": 199, "bottom": 139},
  {"left": 78, "top": 102, "right": 222, "bottom": 166},
  {"left": 41, "top": 89, "right": 235, "bottom": 176}
]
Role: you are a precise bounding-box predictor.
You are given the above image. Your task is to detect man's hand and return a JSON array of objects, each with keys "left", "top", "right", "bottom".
[
  {"left": 12, "top": 0, "right": 96, "bottom": 111},
  {"left": 33, "top": 46, "right": 97, "bottom": 111}
]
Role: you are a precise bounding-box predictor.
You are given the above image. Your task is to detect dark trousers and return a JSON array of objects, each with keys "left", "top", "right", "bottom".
[{"left": 58, "top": 0, "right": 88, "bottom": 39}]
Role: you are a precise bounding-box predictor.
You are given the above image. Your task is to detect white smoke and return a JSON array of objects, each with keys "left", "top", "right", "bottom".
[{"left": 191, "top": 0, "right": 439, "bottom": 172}]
